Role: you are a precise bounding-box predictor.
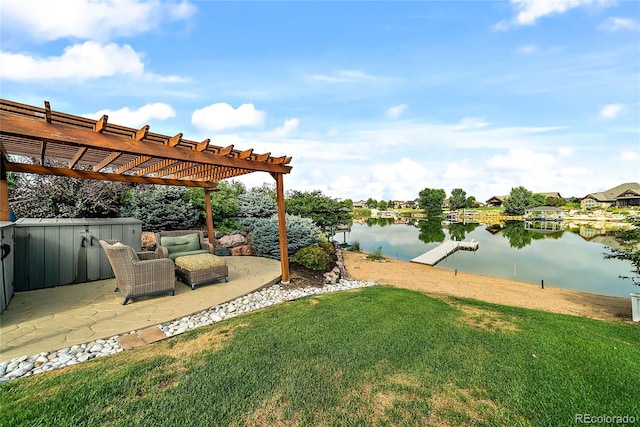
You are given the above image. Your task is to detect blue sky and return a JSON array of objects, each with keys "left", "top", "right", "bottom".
[{"left": 1, "top": 0, "right": 638, "bottom": 202}]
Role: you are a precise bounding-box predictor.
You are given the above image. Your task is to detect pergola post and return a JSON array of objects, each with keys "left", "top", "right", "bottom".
[
  {"left": 0, "top": 156, "right": 9, "bottom": 222},
  {"left": 273, "top": 172, "right": 290, "bottom": 284},
  {"left": 204, "top": 187, "right": 216, "bottom": 247}
]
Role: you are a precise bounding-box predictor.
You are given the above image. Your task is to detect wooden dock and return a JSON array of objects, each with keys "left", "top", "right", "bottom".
[{"left": 411, "top": 240, "right": 479, "bottom": 266}]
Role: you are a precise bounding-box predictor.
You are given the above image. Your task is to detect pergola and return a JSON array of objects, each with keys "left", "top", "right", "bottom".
[{"left": 0, "top": 99, "right": 293, "bottom": 282}]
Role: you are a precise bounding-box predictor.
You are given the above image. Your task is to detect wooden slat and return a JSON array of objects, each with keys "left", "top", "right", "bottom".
[
  {"left": 93, "top": 151, "right": 122, "bottom": 172},
  {"left": 135, "top": 159, "right": 177, "bottom": 176},
  {"left": 238, "top": 149, "right": 253, "bottom": 159},
  {"left": 116, "top": 155, "right": 150, "bottom": 174},
  {"left": 167, "top": 133, "right": 182, "bottom": 147},
  {"left": 271, "top": 156, "right": 287, "bottom": 164},
  {"left": 218, "top": 145, "right": 234, "bottom": 156},
  {"left": 44, "top": 101, "right": 52, "bottom": 123},
  {"left": 68, "top": 147, "right": 88, "bottom": 168},
  {"left": 94, "top": 115, "right": 108, "bottom": 133},
  {"left": 194, "top": 139, "right": 209, "bottom": 152},
  {"left": 7, "top": 163, "right": 219, "bottom": 188},
  {"left": 39, "top": 141, "right": 46, "bottom": 165},
  {"left": 135, "top": 125, "right": 150, "bottom": 141},
  {"left": 255, "top": 152, "right": 270, "bottom": 162}
]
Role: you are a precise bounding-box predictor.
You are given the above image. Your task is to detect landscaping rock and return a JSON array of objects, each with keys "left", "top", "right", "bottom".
[
  {"left": 229, "top": 244, "right": 256, "bottom": 256},
  {"left": 218, "top": 234, "right": 246, "bottom": 248}
]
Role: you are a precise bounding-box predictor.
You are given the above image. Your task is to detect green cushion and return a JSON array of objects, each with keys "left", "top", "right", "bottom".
[
  {"left": 161, "top": 233, "right": 200, "bottom": 255},
  {"left": 168, "top": 249, "right": 209, "bottom": 261}
]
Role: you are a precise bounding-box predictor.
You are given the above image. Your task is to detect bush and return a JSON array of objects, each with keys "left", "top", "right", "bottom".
[
  {"left": 366, "top": 247, "right": 386, "bottom": 261},
  {"left": 237, "top": 191, "right": 277, "bottom": 231},
  {"left": 319, "top": 240, "right": 336, "bottom": 259},
  {"left": 252, "top": 214, "right": 320, "bottom": 260},
  {"left": 350, "top": 241, "right": 361, "bottom": 252},
  {"left": 292, "top": 245, "right": 333, "bottom": 271},
  {"left": 120, "top": 185, "right": 199, "bottom": 231},
  {"left": 185, "top": 181, "right": 245, "bottom": 232}
]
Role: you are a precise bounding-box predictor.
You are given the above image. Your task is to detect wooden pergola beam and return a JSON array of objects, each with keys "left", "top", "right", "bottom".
[
  {"left": 93, "top": 151, "right": 122, "bottom": 172},
  {"left": 0, "top": 111, "right": 291, "bottom": 174},
  {"left": 116, "top": 155, "right": 150, "bottom": 174},
  {"left": 7, "top": 163, "right": 219, "bottom": 188},
  {"left": 68, "top": 147, "right": 88, "bottom": 168},
  {"left": 94, "top": 115, "right": 108, "bottom": 133}
]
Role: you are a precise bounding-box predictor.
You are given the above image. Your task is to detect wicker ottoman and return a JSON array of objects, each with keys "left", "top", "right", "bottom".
[{"left": 174, "top": 254, "right": 229, "bottom": 290}]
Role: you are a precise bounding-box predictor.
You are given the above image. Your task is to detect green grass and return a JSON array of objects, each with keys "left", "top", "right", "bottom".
[{"left": 1, "top": 287, "right": 638, "bottom": 426}]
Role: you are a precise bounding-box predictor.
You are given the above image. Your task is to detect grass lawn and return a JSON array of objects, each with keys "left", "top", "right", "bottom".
[{"left": 1, "top": 286, "right": 638, "bottom": 426}]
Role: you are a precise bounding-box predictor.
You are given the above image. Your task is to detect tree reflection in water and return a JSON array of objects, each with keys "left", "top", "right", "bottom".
[{"left": 417, "top": 218, "right": 445, "bottom": 244}]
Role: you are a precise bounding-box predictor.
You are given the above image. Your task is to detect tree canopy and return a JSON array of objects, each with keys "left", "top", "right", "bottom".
[
  {"left": 418, "top": 188, "right": 446, "bottom": 217},
  {"left": 449, "top": 188, "right": 467, "bottom": 210},
  {"left": 502, "top": 186, "right": 534, "bottom": 215},
  {"left": 286, "top": 190, "right": 351, "bottom": 230}
]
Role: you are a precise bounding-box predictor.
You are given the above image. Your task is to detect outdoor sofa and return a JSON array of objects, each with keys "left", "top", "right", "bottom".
[{"left": 155, "top": 230, "right": 215, "bottom": 261}]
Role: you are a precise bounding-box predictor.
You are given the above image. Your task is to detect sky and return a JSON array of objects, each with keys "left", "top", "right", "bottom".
[{"left": 1, "top": 0, "right": 638, "bottom": 203}]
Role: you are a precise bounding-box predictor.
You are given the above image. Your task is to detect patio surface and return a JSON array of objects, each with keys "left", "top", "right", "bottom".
[{"left": 0, "top": 256, "right": 282, "bottom": 361}]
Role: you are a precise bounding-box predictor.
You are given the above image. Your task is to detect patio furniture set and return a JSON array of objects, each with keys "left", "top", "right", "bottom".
[{"left": 99, "top": 230, "right": 229, "bottom": 305}]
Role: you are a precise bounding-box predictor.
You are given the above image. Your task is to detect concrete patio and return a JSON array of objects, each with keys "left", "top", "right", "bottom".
[{"left": 0, "top": 256, "right": 282, "bottom": 361}]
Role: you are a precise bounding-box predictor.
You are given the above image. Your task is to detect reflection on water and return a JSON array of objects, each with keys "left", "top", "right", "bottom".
[{"left": 334, "top": 221, "right": 637, "bottom": 298}]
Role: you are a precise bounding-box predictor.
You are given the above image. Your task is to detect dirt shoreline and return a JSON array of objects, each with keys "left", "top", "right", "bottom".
[{"left": 342, "top": 251, "right": 635, "bottom": 323}]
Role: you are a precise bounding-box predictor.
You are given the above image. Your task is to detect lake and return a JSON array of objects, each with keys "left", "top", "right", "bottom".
[{"left": 332, "top": 219, "right": 637, "bottom": 298}]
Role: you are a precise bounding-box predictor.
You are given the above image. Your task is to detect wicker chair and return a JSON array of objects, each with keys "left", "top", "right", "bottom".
[
  {"left": 99, "top": 240, "right": 175, "bottom": 305},
  {"left": 155, "top": 230, "right": 215, "bottom": 260}
]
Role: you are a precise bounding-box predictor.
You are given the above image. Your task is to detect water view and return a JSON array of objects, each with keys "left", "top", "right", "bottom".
[{"left": 333, "top": 219, "right": 637, "bottom": 298}]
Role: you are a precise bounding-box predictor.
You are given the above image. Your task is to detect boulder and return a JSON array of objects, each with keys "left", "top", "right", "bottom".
[
  {"left": 218, "top": 234, "right": 246, "bottom": 248},
  {"left": 229, "top": 244, "right": 256, "bottom": 256}
]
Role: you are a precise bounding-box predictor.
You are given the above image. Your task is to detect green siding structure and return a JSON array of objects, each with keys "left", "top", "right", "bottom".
[
  {"left": 14, "top": 218, "right": 142, "bottom": 292},
  {"left": 0, "top": 222, "right": 14, "bottom": 313}
]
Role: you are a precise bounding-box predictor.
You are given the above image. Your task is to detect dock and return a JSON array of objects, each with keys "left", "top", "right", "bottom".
[{"left": 411, "top": 240, "right": 479, "bottom": 266}]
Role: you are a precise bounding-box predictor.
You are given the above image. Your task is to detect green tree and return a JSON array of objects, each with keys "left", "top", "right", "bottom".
[
  {"left": 530, "top": 193, "right": 547, "bottom": 207},
  {"left": 185, "top": 180, "right": 245, "bottom": 232},
  {"left": 604, "top": 218, "right": 640, "bottom": 286},
  {"left": 377, "top": 200, "right": 388, "bottom": 210},
  {"left": 465, "top": 196, "right": 478, "bottom": 208},
  {"left": 12, "top": 172, "right": 130, "bottom": 219},
  {"left": 366, "top": 198, "right": 377, "bottom": 209},
  {"left": 449, "top": 188, "right": 467, "bottom": 210},
  {"left": 343, "top": 198, "right": 354, "bottom": 209},
  {"left": 252, "top": 214, "right": 320, "bottom": 260},
  {"left": 546, "top": 197, "right": 565, "bottom": 207},
  {"left": 286, "top": 190, "right": 351, "bottom": 230},
  {"left": 237, "top": 190, "right": 277, "bottom": 231},
  {"left": 120, "top": 185, "right": 199, "bottom": 231},
  {"left": 502, "top": 186, "right": 534, "bottom": 215},
  {"left": 418, "top": 188, "right": 446, "bottom": 217}
]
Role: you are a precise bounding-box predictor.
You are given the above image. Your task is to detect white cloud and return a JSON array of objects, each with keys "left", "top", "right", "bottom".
[
  {"left": 0, "top": 42, "right": 143, "bottom": 81},
  {"left": 308, "top": 69, "right": 380, "bottom": 83},
  {"left": 0, "top": 0, "right": 196, "bottom": 42},
  {"left": 600, "top": 17, "right": 640, "bottom": 31},
  {"left": 267, "top": 118, "right": 300, "bottom": 137},
  {"left": 498, "top": 0, "right": 614, "bottom": 28},
  {"left": 487, "top": 148, "right": 557, "bottom": 170},
  {"left": 517, "top": 44, "right": 539, "bottom": 55},
  {"left": 456, "top": 117, "right": 490, "bottom": 129},
  {"left": 191, "top": 103, "right": 266, "bottom": 132},
  {"left": 83, "top": 103, "right": 175, "bottom": 127},
  {"left": 600, "top": 103, "right": 624, "bottom": 119},
  {"left": 615, "top": 150, "right": 639, "bottom": 161},
  {"left": 385, "top": 104, "right": 408, "bottom": 119}
]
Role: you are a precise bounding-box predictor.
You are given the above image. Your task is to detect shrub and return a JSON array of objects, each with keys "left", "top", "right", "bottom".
[
  {"left": 366, "top": 247, "right": 386, "bottom": 261},
  {"left": 292, "top": 245, "right": 333, "bottom": 271},
  {"left": 252, "top": 214, "right": 321, "bottom": 259},
  {"left": 120, "top": 185, "right": 199, "bottom": 231},
  {"left": 350, "top": 241, "right": 361, "bottom": 252},
  {"left": 237, "top": 191, "right": 277, "bottom": 231},
  {"left": 319, "top": 240, "right": 336, "bottom": 259}
]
